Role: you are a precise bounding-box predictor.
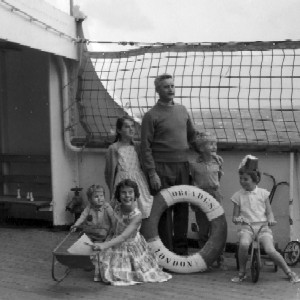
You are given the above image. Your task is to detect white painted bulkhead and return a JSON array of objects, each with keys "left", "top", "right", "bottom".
[{"left": 56, "top": 144, "right": 300, "bottom": 249}]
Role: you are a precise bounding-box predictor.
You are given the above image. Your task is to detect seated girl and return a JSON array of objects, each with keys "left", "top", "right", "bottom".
[{"left": 90, "top": 179, "right": 172, "bottom": 285}]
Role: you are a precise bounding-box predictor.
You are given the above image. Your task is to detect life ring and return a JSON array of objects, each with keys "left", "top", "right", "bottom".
[{"left": 140, "top": 185, "right": 227, "bottom": 273}]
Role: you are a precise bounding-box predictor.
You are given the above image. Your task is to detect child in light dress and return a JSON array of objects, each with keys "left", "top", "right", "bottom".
[
  {"left": 90, "top": 179, "right": 172, "bottom": 285},
  {"left": 71, "top": 185, "right": 114, "bottom": 242},
  {"left": 189, "top": 131, "right": 225, "bottom": 267},
  {"left": 231, "top": 155, "right": 300, "bottom": 283},
  {"left": 105, "top": 116, "right": 153, "bottom": 218}
]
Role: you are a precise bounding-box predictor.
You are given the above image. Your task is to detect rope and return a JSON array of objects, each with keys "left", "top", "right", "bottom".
[{"left": 66, "top": 42, "right": 300, "bottom": 149}]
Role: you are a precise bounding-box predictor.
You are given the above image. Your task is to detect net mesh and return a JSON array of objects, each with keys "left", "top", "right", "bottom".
[{"left": 68, "top": 41, "right": 300, "bottom": 150}]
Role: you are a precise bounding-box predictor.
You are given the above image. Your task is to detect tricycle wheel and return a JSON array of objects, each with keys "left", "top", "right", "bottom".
[
  {"left": 283, "top": 241, "right": 300, "bottom": 266},
  {"left": 251, "top": 249, "right": 260, "bottom": 283},
  {"left": 51, "top": 255, "right": 71, "bottom": 282}
]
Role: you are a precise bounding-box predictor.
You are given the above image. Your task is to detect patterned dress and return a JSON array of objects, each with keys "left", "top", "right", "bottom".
[
  {"left": 92, "top": 207, "right": 172, "bottom": 286},
  {"left": 113, "top": 145, "right": 153, "bottom": 218}
]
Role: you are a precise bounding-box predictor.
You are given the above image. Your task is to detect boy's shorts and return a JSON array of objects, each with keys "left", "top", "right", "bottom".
[{"left": 238, "top": 225, "right": 273, "bottom": 245}]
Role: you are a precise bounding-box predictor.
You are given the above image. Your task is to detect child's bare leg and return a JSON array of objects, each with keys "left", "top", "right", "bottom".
[
  {"left": 261, "top": 237, "right": 290, "bottom": 274},
  {"left": 261, "top": 236, "right": 300, "bottom": 283},
  {"left": 91, "top": 254, "right": 101, "bottom": 282},
  {"left": 231, "top": 233, "right": 251, "bottom": 282},
  {"left": 238, "top": 243, "right": 249, "bottom": 274}
]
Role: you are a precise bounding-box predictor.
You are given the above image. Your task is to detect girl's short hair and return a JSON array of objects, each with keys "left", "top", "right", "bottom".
[
  {"left": 238, "top": 167, "right": 261, "bottom": 184},
  {"left": 114, "top": 115, "right": 135, "bottom": 142},
  {"left": 114, "top": 179, "right": 140, "bottom": 202},
  {"left": 86, "top": 184, "right": 105, "bottom": 200}
]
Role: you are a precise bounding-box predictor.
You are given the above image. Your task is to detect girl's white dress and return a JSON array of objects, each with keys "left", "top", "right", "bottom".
[
  {"left": 114, "top": 145, "right": 153, "bottom": 218},
  {"left": 92, "top": 207, "right": 172, "bottom": 286}
]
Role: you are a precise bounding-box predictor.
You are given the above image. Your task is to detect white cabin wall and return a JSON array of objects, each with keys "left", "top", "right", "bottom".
[
  {"left": 60, "top": 148, "right": 297, "bottom": 249},
  {"left": 291, "top": 152, "right": 300, "bottom": 242},
  {"left": 70, "top": 149, "right": 296, "bottom": 250},
  {"left": 43, "top": 0, "right": 72, "bottom": 14},
  {"left": 49, "top": 57, "right": 79, "bottom": 225},
  {"left": 77, "top": 152, "right": 108, "bottom": 203}
]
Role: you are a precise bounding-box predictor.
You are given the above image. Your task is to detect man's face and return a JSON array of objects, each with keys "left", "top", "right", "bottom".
[{"left": 156, "top": 78, "right": 175, "bottom": 102}]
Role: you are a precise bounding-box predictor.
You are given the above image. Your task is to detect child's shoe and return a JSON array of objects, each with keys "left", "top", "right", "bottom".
[
  {"left": 94, "top": 268, "right": 101, "bottom": 282},
  {"left": 94, "top": 264, "right": 101, "bottom": 282},
  {"left": 94, "top": 273, "right": 101, "bottom": 282},
  {"left": 231, "top": 272, "right": 247, "bottom": 283},
  {"left": 288, "top": 271, "right": 300, "bottom": 283}
]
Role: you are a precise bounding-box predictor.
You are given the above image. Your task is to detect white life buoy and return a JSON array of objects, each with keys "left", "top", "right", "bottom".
[{"left": 140, "top": 185, "right": 227, "bottom": 273}]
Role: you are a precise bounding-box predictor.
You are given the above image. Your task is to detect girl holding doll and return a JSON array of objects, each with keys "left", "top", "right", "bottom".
[{"left": 90, "top": 179, "right": 172, "bottom": 285}]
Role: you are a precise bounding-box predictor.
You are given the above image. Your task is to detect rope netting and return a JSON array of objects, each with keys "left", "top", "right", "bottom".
[{"left": 70, "top": 41, "right": 300, "bottom": 150}]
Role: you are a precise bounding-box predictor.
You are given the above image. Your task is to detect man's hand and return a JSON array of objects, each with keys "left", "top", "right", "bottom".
[{"left": 149, "top": 172, "right": 161, "bottom": 192}]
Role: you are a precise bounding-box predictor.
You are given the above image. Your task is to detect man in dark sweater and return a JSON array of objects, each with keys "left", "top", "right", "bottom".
[{"left": 141, "top": 73, "right": 197, "bottom": 255}]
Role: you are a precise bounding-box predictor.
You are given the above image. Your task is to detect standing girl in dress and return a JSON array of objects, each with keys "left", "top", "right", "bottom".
[
  {"left": 105, "top": 116, "right": 153, "bottom": 218},
  {"left": 90, "top": 179, "right": 172, "bottom": 285}
]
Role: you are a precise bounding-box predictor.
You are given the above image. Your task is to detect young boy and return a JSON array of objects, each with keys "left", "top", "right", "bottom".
[
  {"left": 189, "top": 131, "right": 224, "bottom": 267},
  {"left": 71, "top": 185, "right": 115, "bottom": 242}
]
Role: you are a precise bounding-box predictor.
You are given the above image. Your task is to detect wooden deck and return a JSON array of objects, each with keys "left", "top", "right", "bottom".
[{"left": 0, "top": 226, "right": 300, "bottom": 300}]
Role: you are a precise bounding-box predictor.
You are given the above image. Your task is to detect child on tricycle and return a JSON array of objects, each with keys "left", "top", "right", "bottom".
[{"left": 231, "top": 155, "right": 300, "bottom": 283}]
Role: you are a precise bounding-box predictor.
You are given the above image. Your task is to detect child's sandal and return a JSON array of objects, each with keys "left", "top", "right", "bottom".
[
  {"left": 231, "top": 272, "right": 247, "bottom": 283},
  {"left": 288, "top": 271, "right": 300, "bottom": 283},
  {"left": 94, "top": 274, "right": 101, "bottom": 282},
  {"left": 94, "top": 268, "right": 101, "bottom": 282}
]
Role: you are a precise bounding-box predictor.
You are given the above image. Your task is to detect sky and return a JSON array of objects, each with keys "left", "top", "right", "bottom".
[{"left": 73, "top": 0, "right": 300, "bottom": 51}]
